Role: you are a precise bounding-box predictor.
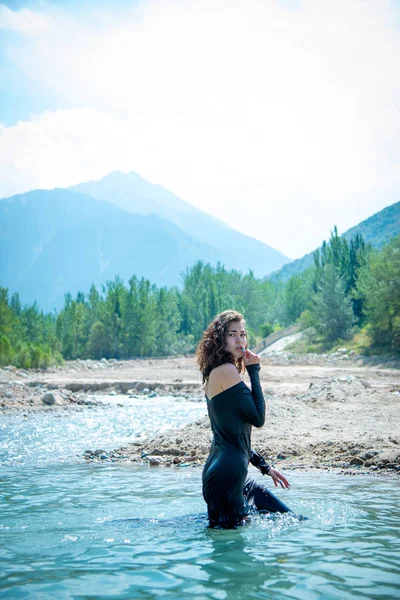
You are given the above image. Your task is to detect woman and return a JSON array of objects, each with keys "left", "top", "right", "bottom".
[{"left": 197, "top": 310, "right": 293, "bottom": 528}]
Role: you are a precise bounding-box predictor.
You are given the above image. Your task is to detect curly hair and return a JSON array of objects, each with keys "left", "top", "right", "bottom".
[{"left": 196, "top": 310, "right": 247, "bottom": 383}]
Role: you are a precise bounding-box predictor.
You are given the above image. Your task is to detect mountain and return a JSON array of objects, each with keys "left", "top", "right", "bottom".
[
  {"left": 69, "top": 170, "right": 290, "bottom": 277},
  {"left": 0, "top": 189, "right": 219, "bottom": 311},
  {"left": 270, "top": 201, "right": 400, "bottom": 281}
]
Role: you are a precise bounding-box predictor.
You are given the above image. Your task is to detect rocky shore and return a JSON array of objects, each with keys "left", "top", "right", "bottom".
[{"left": 1, "top": 353, "right": 399, "bottom": 476}]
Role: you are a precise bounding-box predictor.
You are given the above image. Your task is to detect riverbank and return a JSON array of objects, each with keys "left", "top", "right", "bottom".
[{"left": 1, "top": 354, "right": 399, "bottom": 475}]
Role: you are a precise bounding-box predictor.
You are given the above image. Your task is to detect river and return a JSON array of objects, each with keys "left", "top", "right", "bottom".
[{"left": 1, "top": 395, "right": 399, "bottom": 599}]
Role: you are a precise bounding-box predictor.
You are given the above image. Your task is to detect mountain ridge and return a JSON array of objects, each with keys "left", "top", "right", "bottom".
[
  {"left": 0, "top": 189, "right": 218, "bottom": 311},
  {"left": 270, "top": 200, "right": 400, "bottom": 281},
  {"left": 68, "top": 170, "right": 290, "bottom": 273}
]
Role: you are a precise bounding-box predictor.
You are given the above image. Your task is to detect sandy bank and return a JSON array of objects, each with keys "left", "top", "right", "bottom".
[{"left": 1, "top": 354, "right": 399, "bottom": 475}]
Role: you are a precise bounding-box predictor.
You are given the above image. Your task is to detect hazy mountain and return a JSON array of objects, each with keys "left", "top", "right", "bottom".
[
  {"left": 270, "top": 200, "right": 400, "bottom": 281},
  {"left": 0, "top": 189, "right": 218, "bottom": 311},
  {"left": 69, "top": 170, "right": 290, "bottom": 276}
]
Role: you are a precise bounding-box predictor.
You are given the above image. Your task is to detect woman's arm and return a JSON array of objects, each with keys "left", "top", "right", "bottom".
[
  {"left": 237, "top": 363, "right": 265, "bottom": 427},
  {"left": 250, "top": 449, "right": 271, "bottom": 474},
  {"left": 250, "top": 449, "right": 291, "bottom": 489}
]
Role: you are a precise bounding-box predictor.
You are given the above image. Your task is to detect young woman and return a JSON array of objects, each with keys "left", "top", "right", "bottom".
[{"left": 197, "top": 310, "right": 293, "bottom": 528}]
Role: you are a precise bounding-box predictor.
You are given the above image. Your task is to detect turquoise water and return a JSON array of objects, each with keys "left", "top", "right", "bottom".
[
  {"left": 1, "top": 401, "right": 400, "bottom": 599},
  {"left": 0, "top": 395, "right": 207, "bottom": 466}
]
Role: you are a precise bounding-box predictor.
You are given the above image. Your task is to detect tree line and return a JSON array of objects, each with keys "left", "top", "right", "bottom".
[{"left": 0, "top": 230, "right": 398, "bottom": 368}]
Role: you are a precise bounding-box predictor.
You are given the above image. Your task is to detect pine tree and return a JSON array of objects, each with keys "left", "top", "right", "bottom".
[
  {"left": 356, "top": 236, "right": 400, "bottom": 350},
  {"left": 311, "top": 263, "right": 355, "bottom": 343}
]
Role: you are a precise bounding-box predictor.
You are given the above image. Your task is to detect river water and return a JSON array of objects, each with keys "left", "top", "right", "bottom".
[{"left": 1, "top": 396, "right": 399, "bottom": 599}]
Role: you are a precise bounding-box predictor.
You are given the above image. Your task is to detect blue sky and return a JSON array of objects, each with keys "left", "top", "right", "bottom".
[{"left": 1, "top": 0, "right": 399, "bottom": 258}]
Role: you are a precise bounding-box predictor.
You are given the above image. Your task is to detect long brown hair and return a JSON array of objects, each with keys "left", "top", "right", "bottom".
[{"left": 196, "top": 310, "right": 247, "bottom": 383}]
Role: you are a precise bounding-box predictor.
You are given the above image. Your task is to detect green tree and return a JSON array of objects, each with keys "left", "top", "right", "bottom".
[
  {"left": 155, "top": 287, "right": 181, "bottom": 355},
  {"left": 0, "top": 334, "right": 12, "bottom": 365},
  {"left": 356, "top": 236, "right": 400, "bottom": 351},
  {"left": 311, "top": 263, "right": 355, "bottom": 343},
  {"left": 282, "top": 269, "right": 314, "bottom": 326},
  {"left": 87, "top": 321, "right": 109, "bottom": 359}
]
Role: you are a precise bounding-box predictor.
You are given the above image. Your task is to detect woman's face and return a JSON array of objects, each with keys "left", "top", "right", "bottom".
[{"left": 224, "top": 320, "right": 247, "bottom": 359}]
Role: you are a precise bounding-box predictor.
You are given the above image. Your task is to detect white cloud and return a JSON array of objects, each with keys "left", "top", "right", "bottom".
[
  {"left": 1, "top": 0, "right": 399, "bottom": 257},
  {"left": 0, "top": 5, "right": 51, "bottom": 33},
  {"left": 0, "top": 109, "right": 136, "bottom": 197}
]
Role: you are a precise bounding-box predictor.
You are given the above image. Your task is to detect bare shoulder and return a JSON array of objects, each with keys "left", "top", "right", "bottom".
[{"left": 209, "top": 363, "right": 241, "bottom": 388}]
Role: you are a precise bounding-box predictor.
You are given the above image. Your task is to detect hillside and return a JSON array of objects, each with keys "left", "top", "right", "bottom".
[
  {"left": 270, "top": 201, "right": 400, "bottom": 281},
  {"left": 69, "top": 170, "right": 290, "bottom": 277},
  {"left": 0, "top": 189, "right": 217, "bottom": 311}
]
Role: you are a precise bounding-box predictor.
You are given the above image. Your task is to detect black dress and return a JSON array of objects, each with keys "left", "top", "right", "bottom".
[{"left": 202, "top": 363, "right": 291, "bottom": 528}]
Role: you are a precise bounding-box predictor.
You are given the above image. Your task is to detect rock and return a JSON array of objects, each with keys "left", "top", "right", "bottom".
[
  {"left": 93, "top": 449, "right": 107, "bottom": 456},
  {"left": 42, "top": 392, "right": 56, "bottom": 405},
  {"left": 360, "top": 450, "right": 379, "bottom": 460},
  {"left": 142, "top": 388, "right": 150, "bottom": 394},
  {"left": 173, "top": 457, "right": 181, "bottom": 464},
  {"left": 149, "top": 458, "right": 160, "bottom": 466},
  {"left": 337, "top": 348, "right": 349, "bottom": 354},
  {"left": 100, "top": 454, "right": 109, "bottom": 460},
  {"left": 175, "top": 437, "right": 183, "bottom": 445},
  {"left": 190, "top": 449, "right": 197, "bottom": 457},
  {"left": 349, "top": 457, "right": 364, "bottom": 466},
  {"left": 359, "top": 379, "right": 372, "bottom": 388}
]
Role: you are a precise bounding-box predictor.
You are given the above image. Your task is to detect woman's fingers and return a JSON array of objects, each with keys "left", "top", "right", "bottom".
[
  {"left": 244, "top": 350, "right": 260, "bottom": 366},
  {"left": 270, "top": 469, "right": 290, "bottom": 489}
]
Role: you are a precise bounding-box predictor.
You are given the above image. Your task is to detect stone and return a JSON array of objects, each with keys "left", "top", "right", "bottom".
[
  {"left": 359, "top": 379, "right": 372, "bottom": 388},
  {"left": 16, "top": 371, "right": 28, "bottom": 378},
  {"left": 94, "top": 449, "right": 107, "bottom": 456},
  {"left": 349, "top": 457, "right": 364, "bottom": 466},
  {"left": 42, "top": 392, "right": 56, "bottom": 405}
]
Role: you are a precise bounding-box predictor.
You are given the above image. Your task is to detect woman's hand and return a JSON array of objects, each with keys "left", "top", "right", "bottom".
[
  {"left": 268, "top": 467, "right": 290, "bottom": 489},
  {"left": 243, "top": 349, "right": 260, "bottom": 366}
]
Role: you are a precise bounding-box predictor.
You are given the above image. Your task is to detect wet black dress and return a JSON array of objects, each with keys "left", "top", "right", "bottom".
[{"left": 202, "top": 363, "right": 290, "bottom": 528}]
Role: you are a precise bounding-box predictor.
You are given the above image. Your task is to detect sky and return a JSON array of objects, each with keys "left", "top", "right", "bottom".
[{"left": 0, "top": 0, "right": 399, "bottom": 259}]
